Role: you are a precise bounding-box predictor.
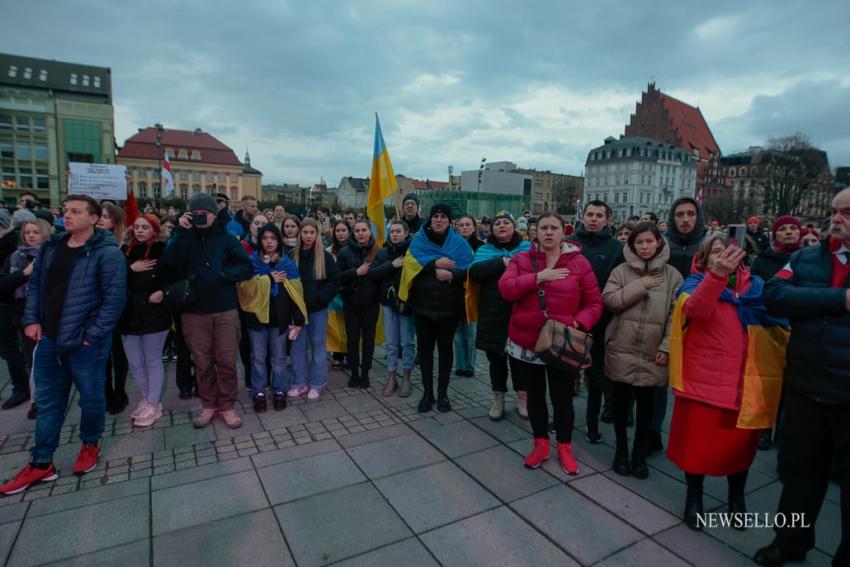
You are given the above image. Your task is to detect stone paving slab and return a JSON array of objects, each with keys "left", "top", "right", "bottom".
[
  {"left": 332, "top": 537, "right": 439, "bottom": 567},
  {"left": 346, "top": 433, "right": 445, "bottom": 479},
  {"left": 46, "top": 539, "right": 151, "bottom": 567},
  {"left": 455, "top": 444, "right": 560, "bottom": 502},
  {"left": 597, "top": 538, "right": 691, "bottom": 567},
  {"left": 152, "top": 509, "right": 295, "bottom": 567},
  {"left": 374, "top": 460, "right": 501, "bottom": 534},
  {"left": 258, "top": 449, "right": 366, "bottom": 505},
  {"left": 274, "top": 483, "right": 412, "bottom": 567},
  {"left": 419, "top": 420, "right": 501, "bottom": 458},
  {"left": 420, "top": 506, "right": 579, "bottom": 567},
  {"left": 9, "top": 493, "right": 149, "bottom": 566}
]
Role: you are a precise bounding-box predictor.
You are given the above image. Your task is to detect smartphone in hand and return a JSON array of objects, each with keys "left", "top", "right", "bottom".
[{"left": 726, "top": 224, "right": 746, "bottom": 248}]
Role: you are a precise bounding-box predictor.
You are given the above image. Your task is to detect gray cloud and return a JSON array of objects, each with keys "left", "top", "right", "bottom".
[{"left": 4, "top": 0, "right": 849, "bottom": 185}]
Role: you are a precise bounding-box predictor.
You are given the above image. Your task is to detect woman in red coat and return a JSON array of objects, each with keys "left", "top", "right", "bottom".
[
  {"left": 499, "top": 212, "right": 603, "bottom": 475},
  {"left": 667, "top": 233, "right": 767, "bottom": 531}
]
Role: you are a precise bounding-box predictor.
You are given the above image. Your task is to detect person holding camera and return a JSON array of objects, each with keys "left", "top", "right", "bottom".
[
  {"left": 161, "top": 194, "right": 253, "bottom": 429},
  {"left": 369, "top": 219, "right": 414, "bottom": 397}
]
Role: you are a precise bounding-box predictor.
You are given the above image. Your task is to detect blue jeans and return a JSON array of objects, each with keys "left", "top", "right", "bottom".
[
  {"left": 453, "top": 321, "right": 477, "bottom": 373},
  {"left": 248, "top": 327, "right": 289, "bottom": 396},
  {"left": 382, "top": 306, "right": 415, "bottom": 372},
  {"left": 290, "top": 309, "right": 329, "bottom": 389},
  {"left": 31, "top": 337, "right": 110, "bottom": 464}
]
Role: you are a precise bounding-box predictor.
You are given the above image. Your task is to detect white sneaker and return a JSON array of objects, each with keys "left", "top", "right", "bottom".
[
  {"left": 133, "top": 404, "right": 162, "bottom": 427},
  {"left": 307, "top": 388, "right": 322, "bottom": 401},
  {"left": 287, "top": 385, "right": 308, "bottom": 398},
  {"left": 130, "top": 399, "right": 150, "bottom": 419}
]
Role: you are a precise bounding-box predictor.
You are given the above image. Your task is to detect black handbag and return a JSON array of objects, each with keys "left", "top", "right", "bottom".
[{"left": 160, "top": 276, "right": 196, "bottom": 314}]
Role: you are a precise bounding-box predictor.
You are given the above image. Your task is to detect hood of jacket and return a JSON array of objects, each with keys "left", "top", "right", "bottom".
[
  {"left": 667, "top": 197, "right": 706, "bottom": 245},
  {"left": 623, "top": 236, "right": 670, "bottom": 274},
  {"left": 574, "top": 223, "right": 615, "bottom": 244}
]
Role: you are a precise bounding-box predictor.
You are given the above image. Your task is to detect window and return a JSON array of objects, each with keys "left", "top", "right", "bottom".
[
  {"left": 93, "top": 76, "right": 101, "bottom": 88},
  {"left": 191, "top": 150, "right": 201, "bottom": 160},
  {"left": 39, "top": 69, "right": 47, "bottom": 81},
  {"left": 138, "top": 182, "right": 147, "bottom": 198},
  {"left": 36, "top": 168, "right": 48, "bottom": 189},
  {"left": 15, "top": 116, "right": 29, "bottom": 132},
  {"left": 152, "top": 168, "right": 160, "bottom": 179},
  {"left": 192, "top": 184, "right": 201, "bottom": 194},
  {"left": 70, "top": 73, "right": 78, "bottom": 85},
  {"left": 16, "top": 143, "right": 31, "bottom": 161},
  {"left": 63, "top": 118, "right": 101, "bottom": 163},
  {"left": 23, "top": 68, "right": 32, "bottom": 79},
  {"left": 206, "top": 172, "right": 214, "bottom": 181},
  {"left": 165, "top": 148, "right": 175, "bottom": 159},
  {"left": 153, "top": 183, "right": 161, "bottom": 199},
  {"left": 192, "top": 171, "right": 200, "bottom": 181},
  {"left": 230, "top": 187, "right": 238, "bottom": 201},
  {"left": 32, "top": 117, "right": 46, "bottom": 134},
  {"left": 179, "top": 170, "right": 188, "bottom": 180},
  {"left": 82, "top": 75, "right": 90, "bottom": 87},
  {"left": 137, "top": 168, "right": 147, "bottom": 177},
  {"left": 33, "top": 143, "right": 47, "bottom": 161},
  {"left": 0, "top": 114, "right": 11, "bottom": 131},
  {"left": 8, "top": 66, "right": 17, "bottom": 78},
  {"left": 729, "top": 168, "right": 736, "bottom": 177},
  {"left": 0, "top": 141, "right": 13, "bottom": 158},
  {"left": 19, "top": 167, "right": 33, "bottom": 189},
  {"left": 180, "top": 184, "right": 188, "bottom": 200},
  {"left": 2, "top": 168, "right": 15, "bottom": 188},
  {"left": 740, "top": 167, "right": 747, "bottom": 176},
  {"left": 178, "top": 149, "right": 188, "bottom": 159}
]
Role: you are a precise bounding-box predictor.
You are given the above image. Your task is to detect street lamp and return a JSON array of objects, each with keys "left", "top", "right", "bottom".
[{"left": 477, "top": 157, "right": 486, "bottom": 193}]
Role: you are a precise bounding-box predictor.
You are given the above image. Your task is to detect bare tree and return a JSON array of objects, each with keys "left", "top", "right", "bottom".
[
  {"left": 762, "top": 133, "right": 833, "bottom": 217},
  {"left": 703, "top": 192, "right": 760, "bottom": 225},
  {"left": 551, "top": 179, "right": 582, "bottom": 214}
]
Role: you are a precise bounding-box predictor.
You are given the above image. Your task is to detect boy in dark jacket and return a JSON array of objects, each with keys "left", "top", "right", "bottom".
[
  {"left": 569, "top": 200, "right": 624, "bottom": 443},
  {"left": 1, "top": 195, "right": 127, "bottom": 495},
  {"left": 161, "top": 193, "right": 252, "bottom": 429}
]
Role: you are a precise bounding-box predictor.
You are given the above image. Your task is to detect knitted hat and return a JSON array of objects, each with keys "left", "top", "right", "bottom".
[
  {"left": 11, "top": 209, "right": 35, "bottom": 228},
  {"left": 771, "top": 215, "right": 801, "bottom": 238},
  {"left": 493, "top": 210, "right": 515, "bottom": 225},
  {"left": 429, "top": 203, "right": 452, "bottom": 221},
  {"left": 747, "top": 215, "right": 760, "bottom": 225},
  {"left": 188, "top": 193, "right": 218, "bottom": 215},
  {"left": 0, "top": 209, "right": 11, "bottom": 230},
  {"left": 402, "top": 193, "right": 419, "bottom": 206}
]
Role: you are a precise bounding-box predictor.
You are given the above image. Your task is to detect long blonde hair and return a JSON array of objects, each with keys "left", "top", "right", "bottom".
[{"left": 294, "top": 218, "right": 326, "bottom": 280}]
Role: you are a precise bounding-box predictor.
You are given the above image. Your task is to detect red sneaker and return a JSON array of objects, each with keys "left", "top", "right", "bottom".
[
  {"left": 557, "top": 441, "right": 579, "bottom": 475},
  {"left": 73, "top": 443, "right": 101, "bottom": 475},
  {"left": 524, "top": 438, "right": 550, "bottom": 469},
  {"left": 0, "top": 463, "right": 58, "bottom": 495}
]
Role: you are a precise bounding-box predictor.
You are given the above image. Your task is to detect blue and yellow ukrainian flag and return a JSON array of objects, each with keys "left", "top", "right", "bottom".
[
  {"left": 667, "top": 274, "right": 789, "bottom": 429},
  {"left": 237, "top": 255, "right": 308, "bottom": 325},
  {"left": 398, "top": 226, "right": 473, "bottom": 303},
  {"left": 369, "top": 114, "right": 399, "bottom": 246},
  {"left": 463, "top": 239, "right": 531, "bottom": 323}
]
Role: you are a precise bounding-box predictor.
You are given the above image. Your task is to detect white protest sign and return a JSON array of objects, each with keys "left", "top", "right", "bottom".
[{"left": 68, "top": 163, "right": 127, "bottom": 201}]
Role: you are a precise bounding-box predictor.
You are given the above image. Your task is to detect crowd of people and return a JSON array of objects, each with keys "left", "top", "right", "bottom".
[{"left": 0, "top": 186, "right": 848, "bottom": 566}]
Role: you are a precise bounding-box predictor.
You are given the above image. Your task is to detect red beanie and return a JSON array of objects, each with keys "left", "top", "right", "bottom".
[
  {"left": 771, "top": 215, "right": 800, "bottom": 238},
  {"left": 747, "top": 216, "right": 760, "bottom": 225}
]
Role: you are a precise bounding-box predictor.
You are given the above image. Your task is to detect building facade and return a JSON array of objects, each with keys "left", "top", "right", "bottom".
[
  {"left": 624, "top": 82, "right": 720, "bottom": 192},
  {"left": 460, "top": 161, "right": 532, "bottom": 201},
  {"left": 0, "top": 53, "right": 115, "bottom": 206},
  {"left": 513, "top": 168, "right": 584, "bottom": 214},
  {"left": 117, "top": 127, "right": 261, "bottom": 207},
  {"left": 584, "top": 136, "right": 697, "bottom": 222}
]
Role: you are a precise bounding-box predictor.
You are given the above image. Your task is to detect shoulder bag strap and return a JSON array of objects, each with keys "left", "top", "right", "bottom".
[{"left": 528, "top": 253, "right": 549, "bottom": 320}]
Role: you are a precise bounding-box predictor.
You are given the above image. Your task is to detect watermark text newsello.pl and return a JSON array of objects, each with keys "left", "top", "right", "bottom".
[{"left": 696, "top": 513, "right": 810, "bottom": 530}]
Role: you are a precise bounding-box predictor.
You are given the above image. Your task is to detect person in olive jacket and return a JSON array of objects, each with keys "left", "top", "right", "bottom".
[
  {"left": 336, "top": 220, "right": 381, "bottom": 388},
  {"left": 369, "top": 219, "right": 414, "bottom": 397},
  {"left": 469, "top": 211, "right": 531, "bottom": 421}
]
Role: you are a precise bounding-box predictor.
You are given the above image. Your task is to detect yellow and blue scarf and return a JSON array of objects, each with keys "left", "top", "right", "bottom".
[
  {"left": 238, "top": 253, "right": 308, "bottom": 324},
  {"left": 398, "top": 228, "right": 473, "bottom": 302},
  {"left": 464, "top": 238, "right": 531, "bottom": 323}
]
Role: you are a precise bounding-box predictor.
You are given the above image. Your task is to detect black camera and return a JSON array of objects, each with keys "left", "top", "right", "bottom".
[{"left": 190, "top": 213, "right": 208, "bottom": 226}]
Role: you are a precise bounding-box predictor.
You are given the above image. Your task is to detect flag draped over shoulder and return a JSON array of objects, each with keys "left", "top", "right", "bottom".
[
  {"left": 368, "top": 114, "right": 398, "bottom": 246},
  {"left": 398, "top": 228, "right": 473, "bottom": 302},
  {"left": 237, "top": 254, "right": 308, "bottom": 324},
  {"left": 667, "top": 274, "right": 790, "bottom": 429},
  {"left": 464, "top": 239, "right": 532, "bottom": 323},
  {"left": 326, "top": 294, "right": 347, "bottom": 353}
]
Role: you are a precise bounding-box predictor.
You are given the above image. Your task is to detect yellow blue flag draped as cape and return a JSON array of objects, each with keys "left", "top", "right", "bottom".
[
  {"left": 398, "top": 227, "right": 473, "bottom": 302},
  {"left": 368, "top": 114, "right": 398, "bottom": 246},
  {"left": 237, "top": 253, "right": 308, "bottom": 325},
  {"left": 668, "top": 273, "right": 789, "bottom": 429},
  {"left": 464, "top": 239, "right": 531, "bottom": 323}
]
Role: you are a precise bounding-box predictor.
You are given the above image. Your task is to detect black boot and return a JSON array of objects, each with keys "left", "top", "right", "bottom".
[
  {"left": 612, "top": 443, "right": 631, "bottom": 476},
  {"left": 348, "top": 367, "right": 360, "bottom": 388},
  {"left": 684, "top": 473, "right": 704, "bottom": 531},
  {"left": 727, "top": 471, "right": 748, "bottom": 531},
  {"left": 631, "top": 437, "right": 649, "bottom": 479},
  {"left": 359, "top": 368, "right": 370, "bottom": 389},
  {"left": 418, "top": 375, "right": 434, "bottom": 413},
  {"left": 436, "top": 377, "right": 451, "bottom": 413}
]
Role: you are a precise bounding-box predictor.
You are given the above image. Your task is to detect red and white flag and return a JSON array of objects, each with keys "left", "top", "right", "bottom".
[
  {"left": 696, "top": 184, "right": 704, "bottom": 203},
  {"left": 162, "top": 154, "right": 175, "bottom": 197}
]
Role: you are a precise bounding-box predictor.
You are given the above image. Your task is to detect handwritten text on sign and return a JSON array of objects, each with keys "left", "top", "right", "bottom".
[{"left": 68, "top": 163, "right": 127, "bottom": 201}]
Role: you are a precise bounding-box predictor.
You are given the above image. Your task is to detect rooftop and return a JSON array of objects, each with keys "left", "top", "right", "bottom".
[
  {"left": 0, "top": 52, "right": 111, "bottom": 103},
  {"left": 118, "top": 127, "right": 243, "bottom": 167}
]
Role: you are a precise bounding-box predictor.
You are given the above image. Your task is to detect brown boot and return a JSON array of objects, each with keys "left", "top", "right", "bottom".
[
  {"left": 398, "top": 369, "right": 412, "bottom": 397},
  {"left": 192, "top": 408, "right": 217, "bottom": 429},
  {"left": 219, "top": 409, "right": 242, "bottom": 429},
  {"left": 382, "top": 371, "right": 398, "bottom": 397}
]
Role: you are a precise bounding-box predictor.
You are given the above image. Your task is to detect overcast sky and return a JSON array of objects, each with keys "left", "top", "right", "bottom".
[{"left": 4, "top": 0, "right": 849, "bottom": 185}]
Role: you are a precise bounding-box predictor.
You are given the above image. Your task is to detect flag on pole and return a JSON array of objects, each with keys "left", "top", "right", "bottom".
[
  {"left": 162, "top": 153, "right": 175, "bottom": 197},
  {"left": 696, "top": 184, "right": 705, "bottom": 203},
  {"left": 368, "top": 114, "right": 399, "bottom": 246}
]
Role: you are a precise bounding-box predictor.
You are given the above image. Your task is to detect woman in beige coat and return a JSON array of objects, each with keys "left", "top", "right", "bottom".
[{"left": 603, "top": 222, "right": 683, "bottom": 479}]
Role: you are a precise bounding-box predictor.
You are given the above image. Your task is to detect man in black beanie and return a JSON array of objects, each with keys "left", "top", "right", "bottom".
[
  {"left": 161, "top": 193, "right": 252, "bottom": 429},
  {"left": 401, "top": 194, "right": 423, "bottom": 233}
]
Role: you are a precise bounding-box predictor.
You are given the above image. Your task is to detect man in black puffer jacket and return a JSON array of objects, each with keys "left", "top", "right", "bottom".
[
  {"left": 569, "top": 200, "right": 624, "bottom": 443},
  {"left": 469, "top": 211, "right": 529, "bottom": 421},
  {"left": 161, "top": 193, "right": 252, "bottom": 430},
  {"left": 756, "top": 188, "right": 850, "bottom": 567}
]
